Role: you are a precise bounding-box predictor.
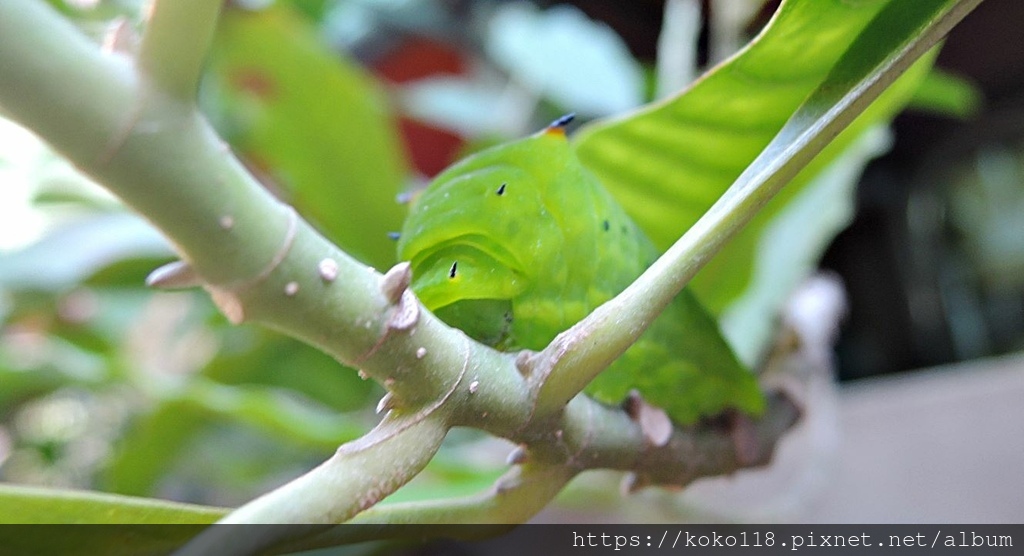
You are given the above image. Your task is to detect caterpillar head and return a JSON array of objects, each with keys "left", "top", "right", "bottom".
[{"left": 397, "top": 125, "right": 576, "bottom": 348}]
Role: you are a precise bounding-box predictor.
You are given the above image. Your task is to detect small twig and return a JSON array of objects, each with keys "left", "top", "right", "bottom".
[{"left": 137, "top": 0, "right": 223, "bottom": 102}]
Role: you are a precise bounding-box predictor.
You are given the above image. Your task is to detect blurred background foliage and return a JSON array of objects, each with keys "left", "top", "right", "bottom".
[{"left": 0, "top": 0, "right": 1019, "bottom": 519}]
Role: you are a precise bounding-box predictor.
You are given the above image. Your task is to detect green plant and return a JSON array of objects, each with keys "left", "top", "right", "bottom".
[{"left": 0, "top": 0, "right": 982, "bottom": 554}]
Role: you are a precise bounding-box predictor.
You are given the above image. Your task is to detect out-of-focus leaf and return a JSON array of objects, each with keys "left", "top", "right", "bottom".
[
  {"left": 0, "top": 483, "right": 225, "bottom": 523},
  {"left": 103, "top": 400, "right": 208, "bottom": 496},
  {"left": 0, "top": 333, "right": 108, "bottom": 407},
  {"left": 204, "top": 329, "right": 378, "bottom": 412},
  {"left": 178, "top": 378, "right": 366, "bottom": 450},
  {"left": 0, "top": 484, "right": 223, "bottom": 554},
  {"left": 671, "top": 0, "right": 977, "bottom": 364},
  {"left": 105, "top": 329, "right": 375, "bottom": 496},
  {"left": 203, "top": 3, "right": 409, "bottom": 269},
  {"left": 0, "top": 213, "right": 172, "bottom": 292},
  {"left": 288, "top": 0, "right": 332, "bottom": 22},
  {"left": 486, "top": 3, "right": 644, "bottom": 117},
  {"left": 104, "top": 381, "right": 363, "bottom": 498},
  {"left": 573, "top": 0, "right": 938, "bottom": 355},
  {"left": 907, "top": 68, "right": 983, "bottom": 118}
]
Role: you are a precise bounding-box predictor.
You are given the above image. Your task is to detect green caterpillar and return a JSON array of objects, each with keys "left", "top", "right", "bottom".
[{"left": 397, "top": 118, "right": 763, "bottom": 424}]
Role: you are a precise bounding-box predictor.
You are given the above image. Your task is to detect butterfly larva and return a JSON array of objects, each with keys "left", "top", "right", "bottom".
[{"left": 397, "top": 120, "right": 763, "bottom": 423}]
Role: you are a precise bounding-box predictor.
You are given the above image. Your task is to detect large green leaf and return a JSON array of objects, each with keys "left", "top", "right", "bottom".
[
  {"left": 0, "top": 484, "right": 226, "bottom": 523},
  {"left": 0, "top": 484, "right": 224, "bottom": 554},
  {"left": 628, "top": 0, "right": 980, "bottom": 368},
  {"left": 202, "top": 3, "right": 409, "bottom": 269},
  {"left": 573, "top": 0, "right": 936, "bottom": 325}
]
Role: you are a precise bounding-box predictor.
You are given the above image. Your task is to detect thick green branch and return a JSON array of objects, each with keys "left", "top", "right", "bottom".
[
  {"left": 138, "top": 0, "right": 223, "bottom": 101},
  {"left": 0, "top": 0, "right": 136, "bottom": 166}
]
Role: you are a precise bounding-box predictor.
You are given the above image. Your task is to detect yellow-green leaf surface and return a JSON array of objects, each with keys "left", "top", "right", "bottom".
[
  {"left": 0, "top": 484, "right": 225, "bottom": 555},
  {"left": 202, "top": 3, "right": 409, "bottom": 269},
  {"left": 574, "top": 0, "right": 936, "bottom": 320},
  {"left": 616, "top": 0, "right": 981, "bottom": 369}
]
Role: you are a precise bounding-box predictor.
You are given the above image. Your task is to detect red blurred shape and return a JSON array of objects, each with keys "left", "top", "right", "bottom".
[
  {"left": 371, "top": 38, "right": 471, "bottom": 177},
  {"left": 373, "top": 37, "right": 467, "bottom": 84}
]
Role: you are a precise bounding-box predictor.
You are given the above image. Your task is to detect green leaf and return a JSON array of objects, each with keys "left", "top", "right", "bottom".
[
  {"left": 573, "top": 0, "right": 937, "bottom": 318},
  {"left": 638, "top": 0, "right": 983, "bottom": 366},
  {"left": 0, "top": 484, "right": 226, "bottom": 523},
  {"left": 0, "top": 484, "right": 223, "bottom": 554},
  {"left": 907, "top": 67, "right": 983, "bottom": 118},
  {"left": 105, "top": 331, "right": 375, "bottom": 496},
  {"left": 102, "top": 400, "right": 208, "bottom": 497},
  {"left": 202, "top": 3, "right": 410, "bottom": 269}
]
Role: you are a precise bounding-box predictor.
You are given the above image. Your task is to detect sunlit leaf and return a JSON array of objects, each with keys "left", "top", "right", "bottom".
[
  {"left": 573, "top": 0, "right": 943, "bottom": 360},
  {"left": 0, "top": 483, "right": 226, "bottom": 523},
  {"left": 0, "top": 484, "right": 224, "bottom": 554}
]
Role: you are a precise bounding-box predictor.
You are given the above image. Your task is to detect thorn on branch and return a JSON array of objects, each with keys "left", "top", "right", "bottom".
[
  {"left": 623, "top": 390, "right": 672, "bottom": 447},
  {"left": 494, "top": 475, "right": 519, "bottom": 495},
  {"left": 376, "top": 392, "right": 397, "bottom": 415},
  {"left": 514, "top": 350, "right": 535, "bottom": 377},
  {"left": 506, "top": 446, "right": 528, "bottom": 466},
  {"left": 724, "top": 410, "right": 761, "bottom": 468},
  {"left": 381, "top": 262, "right": 412, "bottom": 304},
  {"left": 387, "top": 290, "right": 419, "bottom": 332},
  {"left": 353, "top": 291, "right": 420, "bottom": 367},
  {"left": 145, "top": 260, "right": 201, "bottom": 289},
  {"left": 102, "top": 17, "right": 139, "bottom": 55},
  {"left": 207, "top": 287, "right": 245, "bottom": 324},
  {"left": 619, "top": 472, "right": 644, "bottom": 495}
]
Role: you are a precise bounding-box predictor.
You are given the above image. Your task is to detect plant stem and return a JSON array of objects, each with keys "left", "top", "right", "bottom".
[{"left": 137, "top": 0, "right": 223, "bottom": 102}]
